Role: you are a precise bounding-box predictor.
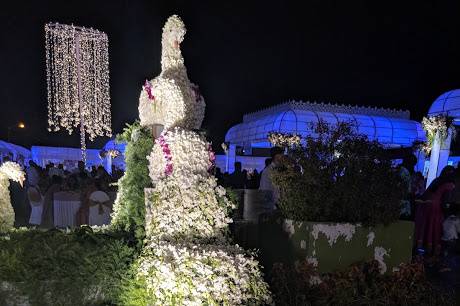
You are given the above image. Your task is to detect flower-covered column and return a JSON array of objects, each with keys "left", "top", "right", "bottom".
[
  {"left": 427, "top": 129, "right": 452, "bottom": 187},
  {"left": 422, "top": 115, "right": 454, "bottom": 187},
  {"left": 436, "top": 127, "right": 453, "bottom": 176}
]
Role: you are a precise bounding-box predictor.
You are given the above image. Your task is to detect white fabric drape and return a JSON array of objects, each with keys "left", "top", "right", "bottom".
[{"left": 53, "top": 191, "right": 81, "bottom": 228}]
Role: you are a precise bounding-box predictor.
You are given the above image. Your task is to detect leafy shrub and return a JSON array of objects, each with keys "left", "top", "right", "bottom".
[
  {"left": 271, "top": 260, "right": 454, "bottom": 305},
  {"left": 0, "top": 227, "right": 137, "bottom": 306},
  {"left": 271, "top": 120, "right": 404, "bottom": 225},
  {"left": 111, "top": 121, "right": 154, "bottom": 241}
]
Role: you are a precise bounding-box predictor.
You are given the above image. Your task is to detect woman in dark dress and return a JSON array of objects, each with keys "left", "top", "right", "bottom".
[{"left": 415, "top": 166, "right": 455, "bottom": 256}]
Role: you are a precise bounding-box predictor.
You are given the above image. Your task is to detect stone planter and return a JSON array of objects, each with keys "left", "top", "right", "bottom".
[{"left": 258, "top": 214, "right": 414, "bottom": 274}]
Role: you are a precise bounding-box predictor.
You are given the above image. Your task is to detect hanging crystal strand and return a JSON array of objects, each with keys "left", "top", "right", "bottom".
[
  {"left": 45, "top": 25, "right": 53, "bottom": 131},
  {"left": 45, "top": 23, "right": 111, "bottom": 163}
]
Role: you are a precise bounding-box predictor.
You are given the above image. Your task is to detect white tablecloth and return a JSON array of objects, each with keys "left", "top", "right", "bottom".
[{"left": 53, "top": 192, "right": 81, "bottom": 228}]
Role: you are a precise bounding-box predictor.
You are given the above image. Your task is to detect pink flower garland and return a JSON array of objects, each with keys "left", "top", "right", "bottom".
[
  {"left": 157, "top": 133, "right": 173, "bottom": 176},
  {"left": 143, "top": 80, "right": 155, "bottom": 100},
  {"left": 207, "top": 144, "right": 216, "bottom": 172}
]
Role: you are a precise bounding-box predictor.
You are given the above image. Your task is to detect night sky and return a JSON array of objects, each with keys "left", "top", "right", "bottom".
[{"left": 1, "top": 0, "right": 460, "bottom": 151}]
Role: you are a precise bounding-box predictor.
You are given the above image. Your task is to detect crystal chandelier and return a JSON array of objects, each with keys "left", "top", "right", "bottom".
[{"left": 45, "top": 23, "right": 112, "bottom": 162}]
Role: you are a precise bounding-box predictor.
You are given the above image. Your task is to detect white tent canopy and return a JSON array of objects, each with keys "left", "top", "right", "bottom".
[
  {"left": 31, "top": 146, "right": 102, "bottom": 170},
  {"left": 0, "top": 140, "right": 31, "bottom": 166}
]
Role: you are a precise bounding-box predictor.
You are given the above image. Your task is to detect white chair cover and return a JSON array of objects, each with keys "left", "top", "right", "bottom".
[
  {"left": 88, "top": 191, "right": 112, "bottom": 226},
  {"left": 28, "top": 187, "right": 44, "bottom": 225},
  {"left": 53, "top": 191, "right": 81, "bottom": 228}
]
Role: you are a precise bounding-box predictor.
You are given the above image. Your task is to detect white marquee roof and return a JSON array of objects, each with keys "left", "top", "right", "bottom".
[
  {"left": 428, "top": 89, "right": 460, "bottom": 117},
  {"left": 225, "top": 101, "right": 426, "bottom": 149}
]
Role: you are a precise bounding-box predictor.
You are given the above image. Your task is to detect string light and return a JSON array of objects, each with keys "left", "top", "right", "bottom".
[{"left": 45, "top": 23, "right": 112, "bottom": 162}]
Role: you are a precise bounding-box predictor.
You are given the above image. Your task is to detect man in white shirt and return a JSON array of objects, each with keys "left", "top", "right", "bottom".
[
  {"left": 26, "top": 161, "right": 40, "bottom": 187},
  {"left": 259, "top": 147, "right": 284, "bottom": 209}
]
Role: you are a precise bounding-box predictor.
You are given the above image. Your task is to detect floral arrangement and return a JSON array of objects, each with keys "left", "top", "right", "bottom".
[
  {"left": 138, "top": 15, "right": 205, "bottom": 130},
  {"left": 135, "top": 15, "right": 272, "bottom": 304},
  {"left": 143, "top": 80, "right": 155, "bottom": 100},
  {"left": 0, "top": 162, "right": 25, "bottom": 232},
  {"left": 0, "top": 162, "right": 25, "bottom": 186},
  {"left": 268, "top": 131, "right": 301, "bottom": 147},
  {"left": 145, "top": 177, "right": 234, "bottom": 241},
  {"left": 420, "top": 115, "right": 454, "bottom": 155},
  {"left": 148, "top": 128, "right": 215, "bottom": 186},
  {"left": 155, "top": 134, "right": 173, "bottom": 176},
  {"left": 107, "top": 149, "right": 120, "bottom": 158},
  {"left": 207, "top": 143, "right": 216, "bottom": 171},
  {"left": 221, "top": 142, "right": 229, "bottom": 153},
  {"left": 137, "top": 240, "right": 272, "bottom": 306},
  {"left": 99, "top": 149, "right": 121, "bottom": 159}
]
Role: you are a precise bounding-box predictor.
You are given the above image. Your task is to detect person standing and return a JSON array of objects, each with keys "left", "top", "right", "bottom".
[
  {"left": 26, "top": 161, "right": 41, "bottom": 187},
  {"left": 228, "top": 162, "right": 246, "bottom": 189},
  {"left": 415, "top": 166, "right": 455, "bottom": 257},
  {"left": 399, "top": 154, "right": 417, "bottom": 219},
  {"left": 259, "top": 147, "right": 284, "bottom": 208}
]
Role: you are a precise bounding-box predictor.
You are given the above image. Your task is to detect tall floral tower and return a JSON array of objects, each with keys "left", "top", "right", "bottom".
[{"left": 133, "top": 15, "right": 271, "bottom": 304}]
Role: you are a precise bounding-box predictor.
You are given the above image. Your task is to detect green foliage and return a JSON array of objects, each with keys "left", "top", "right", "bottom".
[
  {"left": 111, "top": 121, "right": 154, "bottom": 241},
  {"left": 271, "top": 260, "right": 454, "bottom": 306},
  {"left": 0, "top": 227, "right": 138, "bottom": 306},
  {"left": 116, "top": 259, "right": 149, "bottom": 306},
  {"left": 272, "top": 120, "right": 404, "bottom": 226}
]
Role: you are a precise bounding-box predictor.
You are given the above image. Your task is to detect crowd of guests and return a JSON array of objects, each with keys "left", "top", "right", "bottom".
[
  {"left": 10, "top": 160, "right": 123, "bottom": 228},
  {"left": 215, "top": 162, "right": 261, "bottom": 190},
  {"left": 215, "top": 147, "right": 285, "bottom": 193}
]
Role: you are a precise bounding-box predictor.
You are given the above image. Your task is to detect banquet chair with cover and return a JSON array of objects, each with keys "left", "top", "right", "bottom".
[
  {"left": 27, "top": 186, "right": 44, "bottom": 226},
  {"left": 88, "top": 191, "right": 112, "bottom": 226}
]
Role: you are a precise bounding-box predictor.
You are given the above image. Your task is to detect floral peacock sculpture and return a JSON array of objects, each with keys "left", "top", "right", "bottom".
[
  {"left": 0, "top": 162, "right": 25, "bottom": 232},
  {"left": 138, "top": 15, "right": 205, "bottom": 131},
  {"left": 129, "top": 15, "right": 272, "bottom": 305}
]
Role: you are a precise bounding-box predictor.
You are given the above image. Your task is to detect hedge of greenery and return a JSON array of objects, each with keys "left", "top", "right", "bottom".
[
  {"left": 271, "top": 259, "right": 454, "bottom": 305},
  {"left": 272, "top": 121, "right": 404, "bottom": 226},
  {"left": 0, "top": 227, "right": 139, "bottom": 305},
  {"left": 111, "top": 121, "right": 154, "bottom": 241}
]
